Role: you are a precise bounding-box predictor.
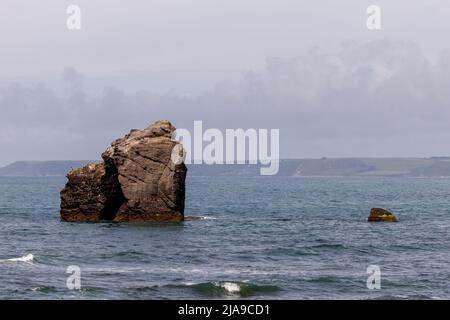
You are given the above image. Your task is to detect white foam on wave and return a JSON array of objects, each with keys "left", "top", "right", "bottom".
[
  {"left": 184, "top": 216, "right": 217, "bottom": 221},
  {"left": 217, "top": 282, "right": 241, "bottom": 294},
  {"left": 4, "top": 254, "right": 34, "bottom": 263}
]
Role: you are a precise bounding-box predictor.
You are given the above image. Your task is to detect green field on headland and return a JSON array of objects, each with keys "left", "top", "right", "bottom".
[{"left": 2, "top": 157, "right": 450, "bottom": 177}]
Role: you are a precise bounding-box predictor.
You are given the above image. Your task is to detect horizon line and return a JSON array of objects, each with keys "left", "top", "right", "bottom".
[{"left": 2, "top": 156, "right": 450, "bottom": 167}]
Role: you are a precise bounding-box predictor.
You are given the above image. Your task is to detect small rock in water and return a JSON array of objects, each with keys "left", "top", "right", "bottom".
[{"left": 368, "top": 208, "right": 398, "bottom": 222}]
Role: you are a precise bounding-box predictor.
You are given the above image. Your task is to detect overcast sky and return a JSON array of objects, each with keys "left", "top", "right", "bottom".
[{"left": 1, "top": 0, "right": 450, "bottom": 166}]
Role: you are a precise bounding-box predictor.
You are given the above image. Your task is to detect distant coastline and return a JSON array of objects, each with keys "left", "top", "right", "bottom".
[{"left": 2, "top": 157, "right": 450, "bottom": 177}]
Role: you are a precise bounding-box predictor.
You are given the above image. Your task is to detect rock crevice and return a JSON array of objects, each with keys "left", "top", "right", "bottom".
[{"left": 98, "top": 158, "right": 125, "bottom": 221}]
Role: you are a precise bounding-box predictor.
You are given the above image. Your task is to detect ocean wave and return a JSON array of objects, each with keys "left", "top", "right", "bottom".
[
  {"left": 0, "top": 254, "right": 34, "bottom": 264},
  {"left": 309, "top": 243, "right": 347, "bottom": 250},
  {"left": 301, "top": 275, "right": 351, "bottom": 285},
  {"left": 167, "top": 281, "right": 281, "bottom": 297},
  {"left": 30, "top": 286, "right": 60, "bottom": 293},
  {"left": 369, "top": 294, "right": 440, "bottom": 300},
  {"left": 293, "top": 243, "right": 347, "bottom": 255},
  {"left": 184, "top": 216, "right": 217, "bottom": 221},
  {"left": 28, "top": 286, "right": 104, "bottom": 295}
]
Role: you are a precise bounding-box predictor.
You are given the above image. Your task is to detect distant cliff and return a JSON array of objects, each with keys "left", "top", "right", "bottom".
[
  {"left": 186, "top": 158, "right": 450, "bottom": 177},
  {"left": 2, "top": 158, "right": 450, "bottom": 177},
  {"left": 0, "top": 161, "right": 96, "bottom": 177}
]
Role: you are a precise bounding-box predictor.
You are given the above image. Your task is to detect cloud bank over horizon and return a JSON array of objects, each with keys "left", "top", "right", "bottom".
[{"left": 2, "top": 39, "right": 450, "bottom": 166}]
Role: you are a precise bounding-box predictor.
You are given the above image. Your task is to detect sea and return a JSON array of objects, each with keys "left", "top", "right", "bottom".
[{"left": 0, "top": 176, "right": 449, "bottom": 300}]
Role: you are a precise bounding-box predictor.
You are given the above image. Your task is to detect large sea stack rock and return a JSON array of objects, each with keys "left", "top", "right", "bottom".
[
  {"left": 368, "top": 208, "right": 398, "bottom": 222},
  {"left": 60, "top": 120, "right": 186, "bottom": 222}
]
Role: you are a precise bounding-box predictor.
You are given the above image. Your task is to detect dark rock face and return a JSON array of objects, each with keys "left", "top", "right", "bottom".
[
  {"left": 60, "top": 120, "right": 186, "bottom": 222},
  {"left": 368, "top": 208, "right": 398, "bottom": 222},
  {"left": 60, "top": 163, "right": 107, "bottom": 222}
]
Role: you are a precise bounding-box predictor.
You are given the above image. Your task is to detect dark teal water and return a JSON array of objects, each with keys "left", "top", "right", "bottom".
[{"left": 0, "top": 176, "right": 449, "bottom": 299}]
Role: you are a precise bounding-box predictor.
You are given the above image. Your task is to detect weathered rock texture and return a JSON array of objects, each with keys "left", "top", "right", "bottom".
[
  {"left": 368, "top": 208, "right": 398, "bottom": 222},
  {"left": 60, "top": 120, "right": 186, "bottom": 222}
]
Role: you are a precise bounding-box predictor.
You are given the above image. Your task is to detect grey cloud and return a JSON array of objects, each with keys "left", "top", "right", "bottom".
[{"left": 2, "top": 39, "right": 450, "bottom": 165}]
